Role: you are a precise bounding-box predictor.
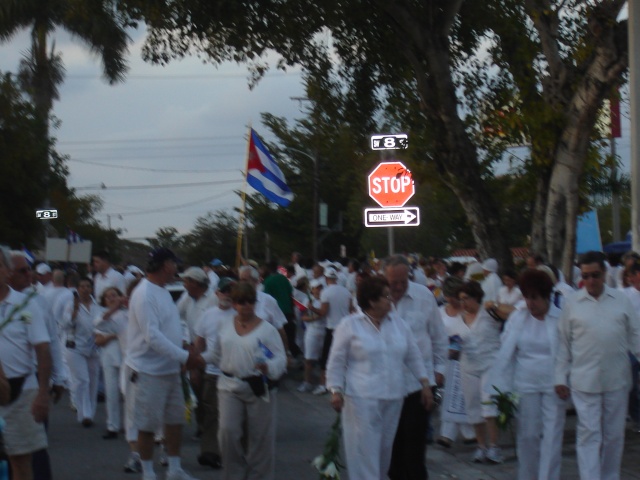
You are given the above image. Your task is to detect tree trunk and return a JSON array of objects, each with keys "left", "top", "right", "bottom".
[{"left": 530, "top": 169, "right": 550, "bottom": 257}]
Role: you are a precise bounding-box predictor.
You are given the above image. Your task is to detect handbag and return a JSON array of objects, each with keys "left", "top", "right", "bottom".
[{"left": 244, "top": 375, "right": 267, "bottom": 397}]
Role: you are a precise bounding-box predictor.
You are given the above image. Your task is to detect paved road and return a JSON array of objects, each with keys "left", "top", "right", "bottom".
[{"left": 46, "top": 374, "right": 640, "bottom": 479}]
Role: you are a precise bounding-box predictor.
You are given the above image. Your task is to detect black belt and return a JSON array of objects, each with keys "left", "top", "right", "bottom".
[{"left": 221, "top": 371, "right": 279, "bottom": 389}]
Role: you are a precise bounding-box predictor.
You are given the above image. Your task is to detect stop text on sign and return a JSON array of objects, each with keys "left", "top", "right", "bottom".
[{"left": 368, "top": 161, "right": 415, "bottom": 208}]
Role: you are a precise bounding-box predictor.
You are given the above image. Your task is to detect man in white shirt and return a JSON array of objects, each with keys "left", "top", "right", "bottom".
[
  {"left": 193, "top": 277, "right": 237, "bottom": 470},
  {"left": 0, "top": 246, "right": 52, "bottom": 480},
  {"left": 385, "top": 254, "right": 447, "bottom": 480},
  {"left": 92, "top": 250, "right": 126, "bottom": 301},
  {"left": 176, "top": 267, "right": 217, "bottom": 440},
  {"left": 125, "top": 248, "right": 204, "bottom": 480},
  {"left": 480, "top": 258, "right": 503, "bottom": 303},
  {"left": 555, "top": 251, "right": 640, "bottom": 480},
  {"left": 311, "top": 267, "right": 354, "bottom": 395}
]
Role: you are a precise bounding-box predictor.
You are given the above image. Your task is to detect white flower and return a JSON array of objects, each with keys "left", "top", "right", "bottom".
[
  {"left": 322, "top": 461, "right": 339, "bottom": 478},
  {"left": 311, "top": 455, "right": 325, "bottom": 470}
]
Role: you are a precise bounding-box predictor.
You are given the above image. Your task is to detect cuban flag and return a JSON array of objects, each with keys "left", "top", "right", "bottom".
[
  {"left": 66, "top": 228, "right": 83, "bottom": 244},
  {"left": 246, "top": 129, "right": 294, "bottom": 207},
  {"left": 21, "top": 246, "right": 35, "bottom": 265}
]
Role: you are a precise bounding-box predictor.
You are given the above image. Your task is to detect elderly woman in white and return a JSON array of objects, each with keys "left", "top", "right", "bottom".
[
  {"left": 326, "top": 276, "right": 433, "bottom": 480},
  {"left": 488, "top": 269, "right": 567, "bottom": 480}
]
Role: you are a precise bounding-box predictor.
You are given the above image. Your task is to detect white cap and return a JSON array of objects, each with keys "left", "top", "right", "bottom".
[
  {"left": 179, "top": 266, "right": 209, "bottom": 285},
  {"left": 35, "top": 263, "right": 51, "bottom": 275},
  {"left": 127, "top": 265, "right": 143, "bottom": 275},
  {"left": 310, "top": 279, "right": 323, "bottom": 289},
  {"left": 482, "top": 258, "right": 498, "bottom": 273}
]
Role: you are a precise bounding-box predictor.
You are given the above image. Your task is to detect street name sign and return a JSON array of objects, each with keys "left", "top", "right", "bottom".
[
  {"left": 364, "top": 207, "right": 420, "bottom": 227},
  {"left": 370, "top": 134, "right": 408, "bottom": 150},
  {"left": 368, "top": 161, "right": 415, "bottom": 208},
  {"left": 36, "top": 209, "right": 58, "bottom": 219}
]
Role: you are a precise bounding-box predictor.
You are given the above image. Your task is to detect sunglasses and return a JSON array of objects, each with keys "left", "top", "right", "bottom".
[
  {"left": 580, "top": 271, "right": 603, "bottom": 280},
  {"left": 234, "top": 299, "right": 256, "bottom": 305}
]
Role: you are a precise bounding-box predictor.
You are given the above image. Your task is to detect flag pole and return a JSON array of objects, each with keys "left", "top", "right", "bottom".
[{"left": 236, "top": 125, "right": 252, "bottom": 270}]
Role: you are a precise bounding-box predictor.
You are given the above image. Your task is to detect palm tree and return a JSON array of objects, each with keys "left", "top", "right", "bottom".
[{"left": 0, "top": 0, "right": 131, "bottom": 228}]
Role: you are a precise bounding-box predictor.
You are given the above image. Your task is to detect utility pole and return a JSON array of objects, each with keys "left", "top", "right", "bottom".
[{"left": 630, "top": 2, "right": 640, "bottom": 251}]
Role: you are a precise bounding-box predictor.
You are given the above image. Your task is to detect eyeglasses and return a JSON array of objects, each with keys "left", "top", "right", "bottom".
[{"left": 581, "top": 271, "right": 603, "bottom": 280}]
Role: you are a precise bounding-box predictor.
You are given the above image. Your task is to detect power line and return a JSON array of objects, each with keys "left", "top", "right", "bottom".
[
  {"left": 58, "top": 135, "right": 242, "bottom": 145},
  {"left": 74, "top": 179, "right": 242, "bottom": 191},
  {"left": 64, "top": 71, "right": 300, "bottom": 80},
  {"left": 69, "top": 158, "right": 243, "bottom": 173},
  {"left": 103, "top": 190, "right": 237, "bottom": 216}
]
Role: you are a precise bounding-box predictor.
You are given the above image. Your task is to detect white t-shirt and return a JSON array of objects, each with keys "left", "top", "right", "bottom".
[
  {"left": 125, "top": 279, "right": 189, "bottom": 375},
  {"left": 94, "top": 267, "right": 126, "bottom": 301},
  {"left": 254, "top": 291, "right": 287, "bottom": 330},
  {"left": 196, "top": 306, "right": 235, "bottom": 375},
  {"left": 481, "top": 272, "right": 503, "bottom": 303},
  {"left": 320, "top": 284, "right": 352, "bottom": 330},
  {"left": 177, "top": 290, "right": 218, "bottom": 343},
  {"left": 0, "top": 288, "right": 50, "bottom": 390}
]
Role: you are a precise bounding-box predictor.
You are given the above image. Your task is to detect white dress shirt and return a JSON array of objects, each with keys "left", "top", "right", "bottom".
[
  {"left": 62, "top": 298, "right": 101, "bottom": 356},
  {"left": 393, "top": 281, "right": 447, "bottom": 389},
  {"left": 326, "top": 312, "right": 428, "bottom": 399},
  {"left": 555, "top": 286, "right": 640, "bottom": 393},
  {"left": 458, "top": 309, "right": 501, "bottom": 376},
  {"left": 196, "top": 306, "right": 235, "bottom": 375}
]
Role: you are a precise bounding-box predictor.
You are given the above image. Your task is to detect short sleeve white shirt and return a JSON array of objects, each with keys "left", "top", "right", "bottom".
[
  {"left": 0, "top": 288, "right": 50, "bottom": 389},
  {"left": 254, "top": 291, "right": 287, "bottom": 329},
  {"left": 195, "top": 306, "right": 236, "bottom": 375},
  {"left": 320, "top": 284, "right": 352, "bottom": 330},
  {"left": 94, "top": 267, "right": 126, "bottom": 301}
]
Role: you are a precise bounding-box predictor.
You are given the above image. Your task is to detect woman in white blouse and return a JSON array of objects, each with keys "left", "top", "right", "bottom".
[
  {"left": 488, "top": 269, "right": 566, "bottom": 480},
  {"left": 457, "top": 280, "right": 503, "bottom": 464},
  {"left": 93, "top": 286, "right": 128, "bottom": 439},
  {"left": 62, "top": 277, "right": 101, "bottom": 427},
  {"left": 496, "top": 269, "right": 523, "bottom": 307},
  {"left": 207, "top": 281, "right": 286, "bottom": 480},
  {"left": 326, "top": 276, "right": 433, "bottom": 480}
]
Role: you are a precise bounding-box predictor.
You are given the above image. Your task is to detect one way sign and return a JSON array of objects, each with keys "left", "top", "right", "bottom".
[{"left": 364, "top": 207, "right": 420, "bottom": 228}]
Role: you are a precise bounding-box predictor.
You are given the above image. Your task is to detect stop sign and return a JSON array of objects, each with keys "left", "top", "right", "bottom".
[{"left": 368, "top": 161, "right": 415, "bottom": 208}]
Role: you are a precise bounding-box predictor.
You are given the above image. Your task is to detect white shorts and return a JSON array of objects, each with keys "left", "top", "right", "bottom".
[
  {"left": 130, "top": 369, "right": 185, "bottom": 432},
  {"left": 304, "top": 325, "right": 325, "bottom": 361},
  {"left": 0, "top": 388, "right": 47, "bottom": 456},
  {"left": 460, "top": 369, "right": 497, "bottom": 424}
]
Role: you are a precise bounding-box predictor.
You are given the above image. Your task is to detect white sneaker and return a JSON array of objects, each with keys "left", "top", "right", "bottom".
[
  {"left": 311, "top": 385, "right": 328, "bottom": 395},
  {"left": 297, "top": 382, "right": 313, "bottom": 393},
  {"left": 472, "top": 447, "right": 486, "bottom": 463},
  {"left": 167, "top": 469, "right": 199, "bottom": 480},
  {"left": 485, "top": 445, "right": 504, "bottom": 464}
]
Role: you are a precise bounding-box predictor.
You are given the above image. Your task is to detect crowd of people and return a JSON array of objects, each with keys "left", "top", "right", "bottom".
[{"left": 0, "top": 245, "right": 639, "bottom": 480}]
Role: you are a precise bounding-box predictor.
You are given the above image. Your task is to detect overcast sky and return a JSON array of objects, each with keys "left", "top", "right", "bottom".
[
  {"left": 0, "top": 27, "right": 306, "bottom": 242},
  {"left": 0, "top": 22, "right": 633, "bottom": 245}
]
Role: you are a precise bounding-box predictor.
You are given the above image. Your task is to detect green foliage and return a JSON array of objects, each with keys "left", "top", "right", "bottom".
[
  {"left": 0, "top": 73, "right": 48, "bottom": 246},
  {"left": 182, "top": 210, "right": 239, "bottom": 267}
]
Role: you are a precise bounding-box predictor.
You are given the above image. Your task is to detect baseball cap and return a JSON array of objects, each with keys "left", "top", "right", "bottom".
[
  {"left": 324, "top": 267, "right": 338, "bottom": 279},
  {"left": 482, "top": 258, "right": 498, "bottom": 273},
  {"left": 179, "top": 267, "right": 209, "bottom": 285},
  {"left": 36, "top": 263, "right": 51, "bottom": 275},
  {"left": 310, "top": 279, "right": 323, "bottom": 289},
  {"left": 217, "top": 277, "right": 236, "bottom": 293},
  {"left": 210, "top": 258, "right": 223, "bottom": 267},
  {"left": 148, "top": 247, "right": 180, "bottom": 265}
]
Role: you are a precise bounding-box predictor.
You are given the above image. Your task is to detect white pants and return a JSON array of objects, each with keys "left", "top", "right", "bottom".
[
  {"left": 572, "top": 388, "right": 628, "bottom": 480},
  {"left": 516, "top": 391, "right": 566, "bottom": 480},
  {"left": 439, "top": 420, "right": 475, "bottom": 442},
  {"left": 101, "top": 361, "right": 122, "bottom": 432},
  {"left": 66, "top": 349, "right": 100, "bottom": 422},
  {"left": 218, "top": 388, "right": 277, "bottom": 480},
  {"left": 342, "top": 396, "right": 403, "bottom": 480}
]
